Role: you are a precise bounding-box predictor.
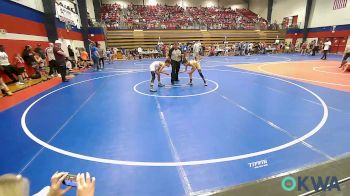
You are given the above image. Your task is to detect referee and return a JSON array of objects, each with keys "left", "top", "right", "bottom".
[{"left": 168, "top": 42, "right": 182, "bottom": 85}]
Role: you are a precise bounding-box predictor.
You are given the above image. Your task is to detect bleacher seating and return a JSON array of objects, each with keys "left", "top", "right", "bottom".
[
  {"left": 101, "top": 4, "right": 268, "bottom": 30},
  {"left": 106, "top": 29, "right": 283, "bottom": 50},
  {"left": 101, "top": 3, "right": 281, "bottom": 50}
]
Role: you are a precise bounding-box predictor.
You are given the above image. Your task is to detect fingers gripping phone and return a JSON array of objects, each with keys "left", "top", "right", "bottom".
[{"left": 62, "top": 174, "right": 77, "bottom": 187}]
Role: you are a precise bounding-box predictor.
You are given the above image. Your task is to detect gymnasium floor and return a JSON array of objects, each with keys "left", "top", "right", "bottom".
[{"left": 1, "top": 54, "right": 350, "bottom": 195}]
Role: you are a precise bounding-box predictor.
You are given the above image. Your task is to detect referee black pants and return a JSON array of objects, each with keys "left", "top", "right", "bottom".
[
  {"left": 321, "top": 50, "right": 328, "bottom": 60},
  {"left": 342, "top": 52, "right": 350, "bottom": 61},
  {"left": 171, "top": 60, "right": 180, "bottom": 83}
]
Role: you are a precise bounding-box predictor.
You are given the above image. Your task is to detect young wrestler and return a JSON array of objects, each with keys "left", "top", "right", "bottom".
[
  {"left": 182, "top": 58, "right": 207, "bottom": 86},
  {"left": 149, "top": 59, "right": 171, "bottom": 92}
]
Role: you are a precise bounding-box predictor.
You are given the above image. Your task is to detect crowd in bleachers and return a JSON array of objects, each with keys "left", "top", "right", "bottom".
[{"left": 102, "top": 3, "right": 269, "bottom": 30}]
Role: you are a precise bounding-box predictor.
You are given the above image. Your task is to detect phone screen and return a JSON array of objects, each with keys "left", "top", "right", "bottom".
[{"left": 63, "top": 174, "right": 77, "bottom": 187}]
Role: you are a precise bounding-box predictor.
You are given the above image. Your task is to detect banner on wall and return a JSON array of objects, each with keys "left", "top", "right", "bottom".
[
  {"left": 333, "top": 0, "right": 347, "bottom": 10},
  {"left": 55, "top": 0, "right": 81, "bottom": 29}
]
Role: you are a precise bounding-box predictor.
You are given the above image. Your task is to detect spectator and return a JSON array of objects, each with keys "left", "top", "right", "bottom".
[
  {"left": 137, "top": 47, "right": 143, "bottom": 59},
  {"left": 22, "top": 45, "right": 36, "bottom": 68},
  {"left": 46, "top": 43, "right": 58, "bottom": 77},
  {"left": 90, "top": 43, "right": 101, "bottom": 71},
  {"left": 34, "top": 52, "right": 48, "bottom": 80},
  {"left": 0, "top": 45, "right": 23, "bottom": 84},
  {"left": 80, "top": 48, "right": 89, "bottom": 68},
  {"left": 311, "top": 41, "right": 318, "bottom": 56},
  {"left": 0, "top": 76, "right": 13, "bottom": 96},
  {"left": 301, "top": 42, "right": 307, "bottom": 55},
  {"left": 66, "top": 57, "right": 73, "bottom": 71},
  {"left": 14, "top": 53, "right": 30, "bottom": 81},
  {"left": 321, "top": 39, "right": 331, "bottom": 60},
  {"left": 34, "top": 44, "right": 46, "bottom": 62},
  {"left": 106, "top": 48, "right": 112, "bottom": 64},
  {"left": 53, "top": 40, "right": 69, "bottom": 82},
  {"left": 68, "top": 45, "right": 75, "bottom": 61},
  {"left": 97, "top": 44, "right": 105, "bottom": 69},
  {"left": 0, "top": 174, "right": 29, "bottom": 196}
]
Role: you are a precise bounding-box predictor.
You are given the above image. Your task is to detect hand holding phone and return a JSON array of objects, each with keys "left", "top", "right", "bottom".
[
  {"left": 48, "top": 172, "right": 72, "bottom": 196},
  {"left": 62, "top": 173, "right": 77, "bottom": 187}
]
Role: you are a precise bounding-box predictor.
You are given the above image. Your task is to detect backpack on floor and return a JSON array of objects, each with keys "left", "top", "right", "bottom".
[{"left": 30, "top": 72, "right": 41, "bottom": 79}]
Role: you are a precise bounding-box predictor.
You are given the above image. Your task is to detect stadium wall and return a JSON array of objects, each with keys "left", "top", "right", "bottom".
[
  {"left": 86, "top": 0, "right": 96, "bottom": 20},
  {"left": 309, "top": 0, "right": 350, "bottom": 28},
  {"left": 249, "top": 0, "right": 268, "bottom": 19},
  {"left": 9, "top": 0, "right": 44, "bottom": 12},
  {"left": 271, "top": 0, "right": 307, "bottom": 28},
  {"left": 261, "top": 0, "right": 350, "bottom": 30}
]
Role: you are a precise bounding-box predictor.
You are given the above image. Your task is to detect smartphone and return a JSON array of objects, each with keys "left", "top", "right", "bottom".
[{"left": 62, "top": 174, "right": 77, "bottom": 187}]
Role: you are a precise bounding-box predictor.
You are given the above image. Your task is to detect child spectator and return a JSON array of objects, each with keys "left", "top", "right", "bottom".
[
  {"left": 14, "top": 54, "right": 30, "bottom": 81},
  {"left": 66, "top": 57, "right": 73, "bottom": 71},
  {"left": 80, "top": 49, "right": 89, "bottom": 68},
  {"left": 34, "top": 53, "right": 48, "bottom": 80}
]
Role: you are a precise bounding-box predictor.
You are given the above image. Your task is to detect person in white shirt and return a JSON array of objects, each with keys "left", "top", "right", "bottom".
[
  {"left": 45, "top": 43, "right": 57, "bottom": 77},
  {"left": 321, "top": 39, "right": 331, "bottom": 60},
  {"left": 0, "top": 45, "right": 23, "bottom": 84},
  {"left": 193, "top": 41, "right": 201, "bottom": 58},
  {"left": 340, "top": 44, "right": 350, "bottom": 68},
  {"left": 149, "top": 59, "right": 171, "bottom": 92},
  {"left": 248, "top": 42, "right": 254, "bottom": 55}
]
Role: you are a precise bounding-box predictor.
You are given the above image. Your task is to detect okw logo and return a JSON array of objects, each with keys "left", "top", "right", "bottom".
[{"left": 281, "top": 176, "right": 341, "bottom": 192}]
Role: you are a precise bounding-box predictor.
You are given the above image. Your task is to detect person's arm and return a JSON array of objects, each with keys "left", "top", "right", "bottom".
[
  {"left": 94, "top": 50, "right": 100, "bottom": 58},
  {"left": 57, "top": 50, "right": 66, "bottom": 56},
  {"left": 181, "top": 64, "right": 188, "bottom": 73},
  {"left": 158, "top": 64, "right": 169, "bottom": 75},
  {"left": 47, "top": 172, "right": 72, "bottom": 196},
  {"left": 77, "top": 172, "right": 95, "bottom": 196}
]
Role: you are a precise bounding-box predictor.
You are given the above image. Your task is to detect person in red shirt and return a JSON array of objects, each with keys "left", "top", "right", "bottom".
[
  {"left": 53, "top": 40, "right": 68, "bottom": 82},
  {"left": 301, "top": 42, "right": 308, "bottom": 55},
  {"left": 14, "top": 53, "right": 30, "bottom": 81}
]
